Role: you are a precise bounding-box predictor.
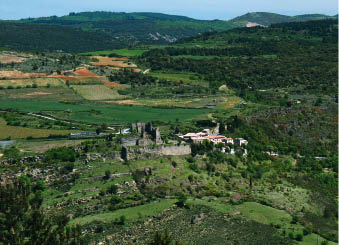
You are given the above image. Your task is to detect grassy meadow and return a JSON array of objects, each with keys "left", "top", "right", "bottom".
[
  {"left": 71, "top": 85, "right": 124, "bottom": 100},
  {"left": 0, "top": 100, "right": 211, "bottom": 124},
  {"left": 0, "top": 118, "right": 73, "bottom": 140}
]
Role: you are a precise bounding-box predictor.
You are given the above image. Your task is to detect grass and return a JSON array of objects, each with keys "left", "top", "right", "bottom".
[
  {"left": 80, "top": 48, "right": 148, "bottom": 57},
  {"left": 0, "top": 77, "right": 63, "bottom": 88},
  {"left": 299, "top": 233, "right": 337, "bottom": 245},
  {"left": 0, "top": 118, "right": 74, "bottom": 140},
  {"left": 69, "top": 199, "right": 176, "bottom": 225},
  {"left": 14, "top": 139, "right": 83, "bottom": 152},
  {"left": 235, "top": 202, "right": 292, "bottom": 225},
  {"left": 149, "top": 71, "right": 201, "bottom": 83},
  {"left": 0, "top": 87, "right": 82, "bottom": 101},
  {"left": 71, "top": 85, "right": 123, "bottom": 100},
  {"left": 0, "top": 100, "right": 211, "bottom": 124}
]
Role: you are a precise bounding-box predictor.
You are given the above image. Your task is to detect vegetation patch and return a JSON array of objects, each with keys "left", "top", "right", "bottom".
[
  {"left": 0, "top": 77, "right": 63, "bottom": 88},
  {"left": 71, "top": 85, "right": 124, "bottom": 100},
  {"left": 0, "top": 118, "right": 73, "bottom": 139}
]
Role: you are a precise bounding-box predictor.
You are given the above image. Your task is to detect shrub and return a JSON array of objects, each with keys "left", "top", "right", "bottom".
[
  {"left": 118, "top": 215, "right": 126, "bottom": 225},
  {"left": 176, "top": 193, "right": 187, "bottom": 208},
  {"left": 59, "top": 163, "right": 74, "bottom": 175},
  {"left": 303, "top": 227, "right": 311, "bottom": 236},
  {"left": 106, "top": 184, "right": 118, "bottom": 195},
  {"left": 295, "top": 233, "right": 303, "bottom": 241},
  {"left": 189, "top": 163, "right": 200, "bottom": 173},
  {"left": 187, "top": 156, "right": 195, "bottom": 163},
  {"left": 45, "top": 147, "right": 76, "bottom": 163},
  {"left": 104, "top": 170, "right": 111, "bottom": 180}
]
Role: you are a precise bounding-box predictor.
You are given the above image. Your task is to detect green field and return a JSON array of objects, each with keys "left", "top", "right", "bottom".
[
  {"left": 0, "top": 77, "right": 63, "bottom": 88},
  {"left": 71, "top": 85, "right": 123, "bottom": 100},
  {"left": 149, "top": 71, "right": 202, "bottom": 83},
  {"left": 80, "top": 48, "right": 148, "bottom": 57},
  {"left": 0, "top": 100, "right": 211, "bottom": 124},
  {"left": 0, "top": 87, "right": 82, "bottom": 101},
  {"left": 69, "top": 199, "right": 176, "bottom": 225},
  {"left": 0, "top": 118, "right": 74, "bottom": 140}
]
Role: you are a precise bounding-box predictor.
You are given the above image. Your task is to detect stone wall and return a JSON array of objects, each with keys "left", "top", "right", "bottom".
[
  {"left": 120, "top": 136, "right": 139, "bottom": 146},
  {"left": 161, "top": 145, "right": 191, "bottom": 155},
  {"left": 126, "top": 145, "right": 191, "bottom": 159}
]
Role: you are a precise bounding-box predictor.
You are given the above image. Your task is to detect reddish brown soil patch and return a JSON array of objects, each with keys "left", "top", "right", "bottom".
[
  {"left": 104, "top": 81, "right": 124, "bottom": 89},
  {"left": 74, "top": 68, "right": 98, "bottom": 77},
  {"left": 110, "top": 57, "right": 129, "bottom": 61},
  {"left": 91, "top": 56, "right": 137, "bottom": 68}
]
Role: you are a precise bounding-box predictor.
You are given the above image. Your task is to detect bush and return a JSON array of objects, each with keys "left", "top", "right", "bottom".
[
  {"left": 33, "top": 180, "right": 46, "bottom": 192},
  {"left": 295, "top": 233, "right": 303, "bottom": 241},
  {"left": 45, "top": 147, "right": 76, "bottom": 163},
  {"left": 189, "top": 163, "right": 200, "bottom": 173},
  {"left": 118, "top": 215, "right": 126, "bottom": 225},
  {"left": 187, "top": 156, "right": 195, "bottom": 163},
  {"left": 59, "top": 163, "right": 74, "bottom": 175},
  {"left": 303, "top": 227, "right": 311, "bottom": 236},
  {"left": 104, "top": 170, "right": 111, "bottom": 180},
  {"left": 106, "top": 184, "right": 118, "bottom": 195},
  {"left": 176, "top": 193, "right": 187, "bottom": 208},
  {"left": 291, "top": 216, "right": 298, "bottom": 224}
]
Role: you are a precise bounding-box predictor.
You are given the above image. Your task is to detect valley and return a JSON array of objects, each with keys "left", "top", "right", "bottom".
[{"left": 0, "top": 15, "right": 337, "bottom": 245}]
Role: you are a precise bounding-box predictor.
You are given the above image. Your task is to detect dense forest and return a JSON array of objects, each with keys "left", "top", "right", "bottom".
[
  {"left": 0, "top": 22, "right": 125, "bottom": 52},
  {"left": 10, "top": 11, "right": 237, "bottom": 47},
  {"left": 2, "top": 11, "right": 335, "bottom": 52},
  {"left": 138, "top": 19, "right": 338, "bottom": 96}
]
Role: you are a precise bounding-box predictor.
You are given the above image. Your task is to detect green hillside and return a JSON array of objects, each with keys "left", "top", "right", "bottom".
[
  {"left": 14, "top": 11, "right": 236, "bottom": 46},
  {"left": 0, "top": 22, "right": 126, "bottom": 52},
  {"left": 230, "top": 11, "right": 336, "bottom": 26}
]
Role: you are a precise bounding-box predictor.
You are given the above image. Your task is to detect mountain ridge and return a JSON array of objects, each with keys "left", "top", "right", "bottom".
[{"left": 230, "top": 11, "right": 337, "bottom": 26}]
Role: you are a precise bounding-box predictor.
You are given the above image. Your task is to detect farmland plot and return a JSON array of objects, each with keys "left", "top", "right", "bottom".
[
  {"left": 0, "top": 77, "right": 63, "bottom": 88},
  {"left": 71, "top": 85, "right": 124, "bottom": 100},
  {"left": 0, "top": 118, "right": 73, "bottom": 140}
]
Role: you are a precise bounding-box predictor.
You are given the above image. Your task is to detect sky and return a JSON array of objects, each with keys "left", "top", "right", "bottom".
[{"left": 0, "top": 0, "right": 337, "bottom": 20}]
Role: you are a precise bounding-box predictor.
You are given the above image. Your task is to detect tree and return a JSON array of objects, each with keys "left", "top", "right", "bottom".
[
  {"left": 176, "top": 193, "right": 187, "bottom": 208},
  {"left": 147, "top": 230, "right": 181, "bottom": 245},
  {"left": 106, "top": 184, "right": 118, "bottom": 194},
  {"left": 104, "top": 170, "right": 111, "bottom": 180},
  {"left": 0, "top": 176, "right": 81, "bottom": 244}
]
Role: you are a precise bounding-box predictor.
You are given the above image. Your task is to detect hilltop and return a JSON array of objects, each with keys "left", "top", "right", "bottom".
[
  {"left": 230, "top": 12, "right": 336, "bottom": 26},
  {"left": 0, "top": 11, "right": 336, "bottom": 52},
  {"left": 14, "top": 11, "right": 236, "bottom": 46}
]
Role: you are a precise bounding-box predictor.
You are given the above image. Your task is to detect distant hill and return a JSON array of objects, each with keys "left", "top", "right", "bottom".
[
  {"left": 230, "top": 12, "right": 336, "bottom": 27},
  {"left": 0, "top": 22, "right": 126, "bottom": 53},
  {"left": 14, "top": 11, "right": 236, "bottom": 46},
  {"left": 1, "top": 11, "right": 337, "bottom": 52}
]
